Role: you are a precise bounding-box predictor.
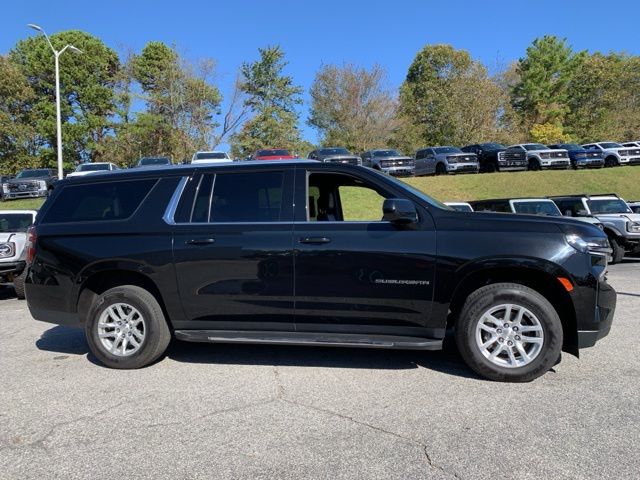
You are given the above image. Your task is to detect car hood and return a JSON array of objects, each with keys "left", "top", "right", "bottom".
[
  {"left": 374, "top": 155, "right": 413, "bottom": 161},
  {"left": 0, "top": 232, "right": 25, "bottom": 243},
  {"left": 595, "top": 212, "right": 640, "bottom": 222},
  {"left": 6, "top": 177, "right": 48, "bottom": 183}
]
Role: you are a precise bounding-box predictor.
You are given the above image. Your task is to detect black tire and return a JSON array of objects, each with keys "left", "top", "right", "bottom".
[
  {"left": 85, "top": 285, "right": 171, "bottom": 369},
  {"left": 13, "top": 269, "right": 27, "bottom": 300},
  {"left": 610, "top": 238, "right": 625, "bottom": 264},
  {"left": 604, "top": 156, "right": 617, "bottom": 168},
  {"left": 455, "top": 283, "right": 563, "bottom": 382},
  {"left": 528, "top": 158, "right": 541, "bottom": 171},
  {"left": 484, "top": 161, "right": 497, "bottom": 173},
  {"left": 435, "top": 163, "right": 447, "bottom": 175}
]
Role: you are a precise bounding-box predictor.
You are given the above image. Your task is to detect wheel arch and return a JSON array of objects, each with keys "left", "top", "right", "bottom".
[
  {"left": 446, "top": 263, "right": 578, "bottom": 355},
  {"left": 77, "top": 266, "right": 170, "bottom": 328}
]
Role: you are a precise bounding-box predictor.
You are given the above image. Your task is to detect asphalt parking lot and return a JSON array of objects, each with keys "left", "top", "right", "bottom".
[{"left": 1, "top": 262, "right": 639, "bottom": 480}]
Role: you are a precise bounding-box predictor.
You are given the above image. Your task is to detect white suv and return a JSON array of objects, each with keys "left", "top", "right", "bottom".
[
  {"left": 582, "top": 142, "right": 640, "bottom": 167},
  {"left": 191, "top": 151, "right": 232, "bottom": 164},
  {"left": 0, "top": 210, "right": 37, "bottom": 298},
  {"left": 508, "top": 144, "right": 570, "bottom": 170}
]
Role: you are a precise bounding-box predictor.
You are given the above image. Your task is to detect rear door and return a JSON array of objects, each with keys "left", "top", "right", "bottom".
[
  {"left": 292, "top": 166, "right": 438, "bottom": 337},
  {"left": 171, "top": 167, "right": 296, "bottom": 331}
]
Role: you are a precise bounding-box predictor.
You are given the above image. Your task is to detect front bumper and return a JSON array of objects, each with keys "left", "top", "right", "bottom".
[
  {"left": 619, "top": 156, "right": 640, "bottom": 165},
  {"left": 540, "top": 160, "right": 570, "bottom": 169},
  {"left": 3, "top": 189, "right": 48, "bottom": 199},
  {"left": 498, "top": 161, "right": 527, "bottom": 171},
  {"left": 575, "top": 159, "right": 604, "bottom": 168},
  {"left": 577, "top": 278, "right": 616, "bottom": 348},
  {"left": 0, "top": 260, "right": 25, "bottom": 281},
  {"left": 382, "top": 166, "right": 415, "bottom": 177},
  {"left": 447, "top": 163, "right": 479, "bottom": 174}
]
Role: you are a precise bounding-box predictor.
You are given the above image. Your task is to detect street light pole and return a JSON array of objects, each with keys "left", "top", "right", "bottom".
[{"left": 27, "top": 24, "right": 82, "bottom": 180}]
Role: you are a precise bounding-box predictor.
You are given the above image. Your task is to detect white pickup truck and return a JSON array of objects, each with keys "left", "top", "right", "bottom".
[{"left": 0, "top": 210, "right": 37, "bottom": 299}]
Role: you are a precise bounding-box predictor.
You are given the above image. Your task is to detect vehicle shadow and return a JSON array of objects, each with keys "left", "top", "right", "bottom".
[{"left": 35, "top": 325, "right": 479, "bottom": 380}]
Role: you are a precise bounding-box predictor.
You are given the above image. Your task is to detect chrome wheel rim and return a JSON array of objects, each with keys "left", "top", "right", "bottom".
[
  {"left": 475, "top": 304, "right": 544, "bottom": 369},
  {"left": 97, "top": 303, "right": 145, "bottom": 357}
]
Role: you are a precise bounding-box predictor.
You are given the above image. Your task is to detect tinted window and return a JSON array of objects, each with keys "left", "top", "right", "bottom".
[
  {"left": 587, "top": 199, "right": 631, "bottom": 214},
  {"left": 195, "top": 152, "right": 228, "bottom": 160},
  {"left": 434, "top": 147, "right": 461, "bottom": 154},
  {"left": 373, "top": 150, "right": 400, "bottom": 157},
  {"left": 43, "top": 179, "right": 156, "bottom": 223},
  {"left": 210, "top": 172, "right": 284, "bottom": 222},
  {"left": 512, "top": 201, "right": 561, "bottom": 216},
  {"left": 600, "top": 142, "right": 622, "bottom": 149},
  {"left": 257, "top": 149, "right": 290, "bottom": 157},
  {"left": 16, "top": 169, "right": 51, "bottom": 178},
  {"left": 77, "top": 163, "right": 111, "bottom": 172},
  {"left": 191, "top": 174, "right": 214, "bottom": 223},
  {"left": 554, "top": 199, "right": 584, "bottom": 216},
  {"left": 0, "top": 213, "right": 34, "bottom": 232},
  {"left": 318, "top": 148, "right": 350, "bottom": 155}
]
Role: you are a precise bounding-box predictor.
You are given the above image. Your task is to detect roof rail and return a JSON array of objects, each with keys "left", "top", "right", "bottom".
[{"left": 547, "top": 193, "right": 621, "bottom": 199}]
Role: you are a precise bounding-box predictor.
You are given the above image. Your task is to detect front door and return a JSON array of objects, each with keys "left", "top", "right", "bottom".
[
  {"left": 293, "top": 167, "right": 438, "bottom": 337},
  {"left": 172, "top": 168, "right": 295, "bottom": 331}
]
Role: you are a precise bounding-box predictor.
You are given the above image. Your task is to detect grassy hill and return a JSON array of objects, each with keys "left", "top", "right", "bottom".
[{"left": 2, "top": 167, "right": 640, "bottom": 213}]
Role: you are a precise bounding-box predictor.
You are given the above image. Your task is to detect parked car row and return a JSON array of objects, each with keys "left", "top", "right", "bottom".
[{"left": 446, "top": 193, "right": 640, "bottom": 264}]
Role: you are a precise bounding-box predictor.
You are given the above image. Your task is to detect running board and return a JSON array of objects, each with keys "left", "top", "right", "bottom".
[{"left": 174, "top": 330, "right": 442, "bottom": 350}]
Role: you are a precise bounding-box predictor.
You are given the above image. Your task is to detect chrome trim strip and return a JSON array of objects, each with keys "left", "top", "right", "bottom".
[{"left": 163, "top": 176, "right": 189, "bottom": 225}]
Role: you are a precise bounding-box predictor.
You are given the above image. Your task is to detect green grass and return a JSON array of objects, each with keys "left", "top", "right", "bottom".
[
  {"left": 404, "top": 167, "right": 640, "bottom": 203},
  {"left": 0, "top": 197, "right": 46, "bottom": 210}
]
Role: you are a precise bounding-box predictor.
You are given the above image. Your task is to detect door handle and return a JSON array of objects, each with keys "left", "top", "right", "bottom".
[
  {"left": 186, "top": 238, "right": 215, "bottom": 245},
  {"left": 299, "top": 237, "right": 331, "bottom": 244}
]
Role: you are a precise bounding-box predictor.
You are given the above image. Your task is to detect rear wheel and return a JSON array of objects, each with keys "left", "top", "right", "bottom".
[
  {"left": 85, "top": 285, "right": 171, "bottom": 369},
  {"left": 610, "top": 238, "right": 625, "bottom": 264},
  {"left": 455, "top": 283, "right": 563, "bottom": 382}
]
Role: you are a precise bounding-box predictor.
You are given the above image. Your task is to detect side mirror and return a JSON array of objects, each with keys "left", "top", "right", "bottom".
[{"left": 382, "top": 198, "right": 418, "bottom": 224}]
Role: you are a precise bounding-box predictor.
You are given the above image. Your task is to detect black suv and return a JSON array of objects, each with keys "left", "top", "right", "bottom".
[
  {"left": 461, "top": 143, "right": 527, "bottom": 173},
  {"left": 25, "top": 161, "right": 615, "bottom": 381}
]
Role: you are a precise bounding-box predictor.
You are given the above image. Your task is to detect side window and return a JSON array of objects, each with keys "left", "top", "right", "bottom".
[
  {"left": 415, "top": 150, "right": 424, "bottom": 160},
  {"left": 210, "top": 172, "right": 284, "bottom": 222},
  {"left": 42, "top": 179, "right": 156, "bottom": 224},
  {"left": 307, "top": 172, "right": 390, "bottom": 222}
]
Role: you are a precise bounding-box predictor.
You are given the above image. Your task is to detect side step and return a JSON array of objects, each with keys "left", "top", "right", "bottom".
[{"left": 174, "top": 330, "right": 442, "bottom": 350}]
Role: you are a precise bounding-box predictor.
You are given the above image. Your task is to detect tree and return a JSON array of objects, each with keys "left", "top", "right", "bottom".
[
  {"left": 511, "top": 36, "right": 583, "bottom": 134},
  {"left": 230, "top": 46, "right": 305, "bottom": 158},
  {"left": 0, "top": 56, "right": 38, "bottom": 173},
  {"left": 308, "top": 63, "right": 400, "bottom": 153},
  {"left": 131, "top": 42, "right": 222, "bottom": 162},
  {"left": 566, "top": 53, "right": 640, "bottom": 142},
  {"left": 397, "top": 44, "right": 504, "bottom": 152},
  {"left": 10, "top": 30, "right": 120, "bottom": 167}
]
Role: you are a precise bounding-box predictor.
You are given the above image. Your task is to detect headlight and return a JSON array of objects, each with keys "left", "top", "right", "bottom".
[
  {"left": 0, "top": 242, "right": 15, "bottom": 258},
  {"left": 2, "top": 184, "right": 8, "bottom": 193},
  {"left": 566, "top": 234, "right": 611, "bottom": 255},
  {"left": 627, "top": 222, "right": 640, "bottom": 233},
  {"left": 38, "top": 180, "right": 47, "bottom": 189}
]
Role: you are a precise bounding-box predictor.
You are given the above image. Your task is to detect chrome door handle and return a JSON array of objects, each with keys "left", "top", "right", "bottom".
[
  {"left": 299, "top": 237, "right": 331, "bottom": 244},
  {"left": 186, "top": 238, "right": 215, "bottom": 245}
]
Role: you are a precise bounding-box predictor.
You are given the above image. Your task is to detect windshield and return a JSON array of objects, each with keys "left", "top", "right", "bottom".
[
  {"left": 523, "top": 144, "right": 548, "bottom": 151},
  {"left": 587, "top": 199, "right": 632, "bottom": 214},
  {"left": 480, "top": 143, "right": 504, "bottom": 150},
  {"left": 257, "top": 149, "right": 290, "bottom": 156},
  {"left": 319, "top": 148, "right": 350, "bottom": 155},
  {"left": 16, "top": 169, "right": 50, "bottom": 178},
  {"left": 374, "top": 150, "right": 401, "bottom": 157},
  {"left": 0, "top": 213, "right": 34, "bottom": 232},
  {"left": 434, "top": 147, "right": 461, "bottom": 154},
  {"left": 139, "top": 158, "right": 170, "bottom": 166},
  {"left": 78, "top": 163, "right": 110, "bottom": 172},
  {"left": 195, "top": 152, "right": 228, "bottom": 160},
  {"left": 600, "top": 142, "right": 622, "bottom": 149},
  {"left": 512, "top": 200, "right": 562, "bottom": 216}
]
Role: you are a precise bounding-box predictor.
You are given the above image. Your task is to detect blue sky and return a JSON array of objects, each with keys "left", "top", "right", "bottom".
[{"left": 2, "top": 0, "right": 639, "bottom": 148}]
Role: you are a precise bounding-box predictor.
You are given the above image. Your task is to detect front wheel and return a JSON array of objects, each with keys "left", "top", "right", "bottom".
[
  {"left": 435, "top": 163, "right": 447, "bottom": 175},
  {"left": 85, "top": 285, "right": 171, "bottom": 369},
  {"left": 528, "top": 159, "right": 541, "bottom": 171},
  {"left": 455, "top": 283, "right": 563, "bottom": 382},
  {"left": 610, "top": 238, "right": 625, "bottom": 264}
]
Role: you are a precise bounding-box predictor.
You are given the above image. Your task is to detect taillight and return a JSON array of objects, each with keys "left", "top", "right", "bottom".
[{"left": 26, "top": 226, "right": 37, "bottom": 264}]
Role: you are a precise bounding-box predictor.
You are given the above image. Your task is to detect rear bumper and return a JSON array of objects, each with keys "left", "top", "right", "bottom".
[{"left": 577, "top": 279, "right": 616, "bottom": 348}]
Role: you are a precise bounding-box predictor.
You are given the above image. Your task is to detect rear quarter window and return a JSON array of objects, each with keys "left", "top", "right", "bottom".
[{"left": 42, "top": 179, "right": 157, "bottom": 223}]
